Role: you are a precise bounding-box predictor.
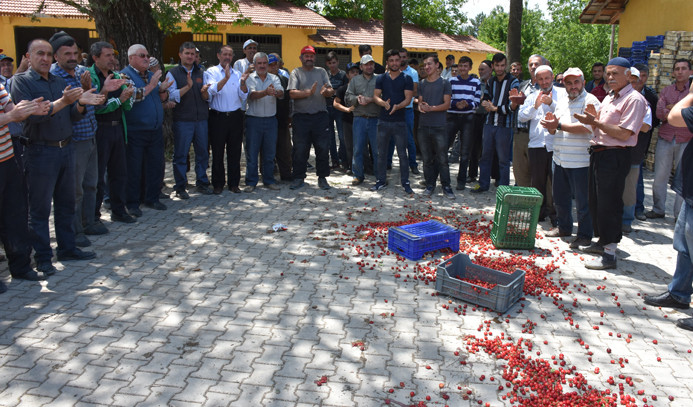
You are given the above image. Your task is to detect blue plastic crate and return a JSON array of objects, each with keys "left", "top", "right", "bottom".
[{"left": 388, "top": 220, "right": 460, "bottom": 260}]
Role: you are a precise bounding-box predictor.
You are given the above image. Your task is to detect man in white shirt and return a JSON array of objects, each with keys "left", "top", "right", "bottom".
[
  {"left": 244, "top": 52, "right": 283, "bottom": 192},
  {"left": 204, "top": 45, "right": 249, "bottom": 194},
  {"left": 541, "top": 67, "right": 600, "bottom": 248},
  {"left": 233, "top": 39, "right": 257, "bottom": 75},
  {"left": 518, "top": 65, "right": 560, "bottom": 226}
]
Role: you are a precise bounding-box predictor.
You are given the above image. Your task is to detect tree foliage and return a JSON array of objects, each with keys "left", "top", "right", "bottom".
[
  {"left": 477, "top": 5, "right": 546, "bottom": 64},
  {"left": 314, "top": 0, "right": 468, "bottom": 35}
]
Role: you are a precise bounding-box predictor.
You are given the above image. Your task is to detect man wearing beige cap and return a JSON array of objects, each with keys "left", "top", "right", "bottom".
[{"left": 541, "top": 67, "right": 600, "bottom": 249}]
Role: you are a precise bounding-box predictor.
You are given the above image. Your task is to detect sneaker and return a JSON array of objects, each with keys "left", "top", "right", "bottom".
[
  {"left": 622, "top": 223, "right": 632, "bottom": 234},
  {"left": 370, "top": 181, "right": 387, "bottom": 192},
  {"left": 103, "top": 198, "right": 111, "bottom": 210},
  {"left": 676, "top": 318, "right": 693, "bottom": 331},
  {"left": 265, "top": 183, "right": 280, "bottom": 191},
  {"left": 351, "top": 177, "right": 364, "bottom": 186},
  {"left": 111, "top": 212, "right": 137, "bottom": 223},
  {"left": 127, "top": 207, "right": 143, "bottom": 217},
  {"left": 57, "top": 248, "right": 96, "bottom": 262},
  {"left": 318, "top": 177, "right": 331, "bottom": 190},
  {"left": 545, "top": 227, "right": 571, "bottom": 238},
  {"left": 13, "top": 270, "right": 45, "bottom": 281},
  {"left": 645, "top": 210, "right": 664, "bottom": 219},
  {"left": 144, "top": 201, "right": 167, "bottom": 211},
  {"left": 243, "top": 185, "right": 256, "bottom": 193},
  {"left": 196, "top": 185, "right": 213, "bottom": 195},
  {"left": 424, "top": 186, "right": 435, "bottom": 197},
  {"left": 410, "top": 166, "right": 420, "bottom": 175},
  {"left": 569, "top": 237, "right": 592, "bottom": 250},
  {"left": 580, "top": 242, "right": 604, "bottom": 255},
  {"left": 403, "top": 184, "right": 414, "bottom": 195},
  {"left": 585, "top": 253, "right": 617, "bottom": 270},
  {"left": 175, "top": 189, "right": 190, "bottom": 199},
  {"left": 290, "top": 179, "right": 305, "bottom": 190},
  {"left": 84, "top": 221, "right": 109, "bottom": 235},
  {"left": 644, "top": 291, "right": 690, "bottom": 309},
  {"left": 455, "top": 183, "right": 465, "bottom": 191},
  {"left": 37, "top": 262, "right": 57, "bottom": 276},
  {"left": 635, "top": 211, "right": 646, "bottom": 221},
  {"left": 442, "top": 186, "right": 455, "bottom": 200},
  {"left": 75, "top": 234, "right": 91, "bottom": 248},
  {"left": 469, "top": 184, "right": 488, "bottom": 194}
]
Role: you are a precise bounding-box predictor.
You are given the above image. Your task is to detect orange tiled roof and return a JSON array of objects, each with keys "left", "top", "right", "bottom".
[
  {"left": 0, "top": 0, "right": 335, "bottom": 29},
  {"left": 310, "top": 18, "right": 501, "bottom": 54}
]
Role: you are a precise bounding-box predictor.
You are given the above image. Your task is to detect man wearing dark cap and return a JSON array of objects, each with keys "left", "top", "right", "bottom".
[
  {"left": 49, "top": 31, "right": 103, "bottom": 248},
  {"left": 574, "top": 57, "right": 648, "bottom": 270},
  {"left": 11, "top": 38, "right": 105, "bottom": 275},
  {"left": 287, "top": 45, "right": 334, "bottom": 190}
]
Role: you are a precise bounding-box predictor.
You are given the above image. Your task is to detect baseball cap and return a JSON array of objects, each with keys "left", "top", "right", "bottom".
[
  {"left": 629, "top": 67, "right": 640, "bottom": 78},
  {"left": 268, "top": 54, "right": 278, "bottom": 64},
  {"left": 360, "top": 54, "right": 374, "bottom": 65},
  {"left": 562, "top": 67, "right": 584, "bottom": 80},
  {"left": 346, "top": 62, "right": 360, "bottom": 71},
  {"left": 243, "top": 39, "right": 258, "bottom": 49},
  {"left": 300, "top": 46, "right": 316, "bottom": 55},
  {"left": 0, "top": 54, "right": 14, "bottom": 62}
]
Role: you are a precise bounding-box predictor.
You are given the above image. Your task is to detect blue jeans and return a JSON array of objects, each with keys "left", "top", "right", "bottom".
[
  {"left": 351, "top": 116, "right": 378, "bottom": 180},
  {"left": 126, "top": 129, "right": 164, "bottom": 209},
  {"left": 553, "top": 163, "right": 592, "bottom": 239},
  {"left": 668, "top": 203, "right": 693, "bottom": 303},
  {"left": 377, "top": 120, "right": 408, "bottom": 186},
  {"left": 72, "top": 138, "right": 98, "bottom": 235},
  {"left": 418, "top": 125, "right": 449, "bottom": 188},
  {"left": 327, "top": 105, "right": 344, "bottom": 165},
  {"left": 623, "top": 164, "right": 640, "bottom": 226},
  {"left": 24, "top": 143, "right": 76, "bottom": 263},
  {"left": 479, "top": 124, "right": 512, "bottom": 189},
  {"left": 172, "top": 120, "right": 210, "bottom": 191},
  {"left": 245, "top": 116, "right": 278, "bottom": 186},
  {"left": 387, "top": 108, "right": 418, "bottom": 168},
  {"left": 291, "top": 112, "right": 331, "bottom": 180}
]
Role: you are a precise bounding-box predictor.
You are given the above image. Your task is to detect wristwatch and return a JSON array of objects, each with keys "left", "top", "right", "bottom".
[{"left": 557, "top": 121, "right": 562, "bottom": 131}]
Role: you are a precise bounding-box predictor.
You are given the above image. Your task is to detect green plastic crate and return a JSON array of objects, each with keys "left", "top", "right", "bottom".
[{"left": 490, "top": 186, "right": 543, "bottom": 249}]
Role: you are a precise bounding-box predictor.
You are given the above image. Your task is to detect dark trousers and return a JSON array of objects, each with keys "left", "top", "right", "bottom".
[
  {"left": 291, "top": 112, "right": 331, "bottom": 180},
  {"left": 342, "top": 120, "right": 353, "bottom": 172},
  {"left": 468, "top": 113, "right": 486, "bottom": 179},
  {"left": 418, "top": 124, "right": 450, "bottom": 188},
  {"left": 446, "top": 113, "right": 475, "bottom": 185},
  {"left": 96, "top": 123, "right": 128, "bottom": 217},
  {"left": 126, "top": 129, "right": 164, "bottom": 209},
  {"left": 377, "top": 120, "right": 409, "bottom": 186},
  {"left": 209, "top": 109, "right": 244, "bottom": 189},
  {"left": 529, "top": 147, "right": 556, "bottom": 222},
  {"left": 24, "top": 143, "right": 76, "bottom": 263},
  {"left": 276, "top": 117, "right": 292, "bottom": 180},
  {"left": 553, "top": 163, "right": 592, "bottom": 239},
  {"left": 0, "top": 157, "right": 33, "bottom": 277},
  {"left": 589, "top": 148, "right": 631, "bottom": 246},
  {"left": 327, "top": 105, "right": 344, "bottom": 165}
]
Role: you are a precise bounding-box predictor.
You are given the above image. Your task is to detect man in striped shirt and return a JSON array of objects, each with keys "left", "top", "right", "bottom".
[
  {"left": 446, "top": 56, "right": 481, "bottom": 190},
  {"left": 0, "top": 83, "right": 51, "bottom": 292},
  {"left": 541, "top": 68, "right": 600, "bottom": 249},
  {"left": 472, "top": 53, "right": 520, "bottom": 193}
]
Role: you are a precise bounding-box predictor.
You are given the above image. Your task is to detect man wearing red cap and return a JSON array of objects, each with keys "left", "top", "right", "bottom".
[{"left": 287, "top": 45, "right": 335, "bottom": 190}]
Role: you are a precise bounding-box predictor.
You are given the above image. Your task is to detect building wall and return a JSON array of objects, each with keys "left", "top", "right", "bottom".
[
  {"left": 618, "top": 0, "right": 693, "bottom": 48},
  {"left": 0, "top": 15, "right": 93, "bottom": 62}
]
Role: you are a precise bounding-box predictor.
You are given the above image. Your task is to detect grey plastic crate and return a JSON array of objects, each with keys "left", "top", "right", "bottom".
[{"left": 436, "top": 253, "right": 525, "bottom": 313}]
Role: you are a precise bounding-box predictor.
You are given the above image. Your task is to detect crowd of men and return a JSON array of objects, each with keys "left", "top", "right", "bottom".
[{"left": 1, "top": 35, "right": 693, "bottom": 323}]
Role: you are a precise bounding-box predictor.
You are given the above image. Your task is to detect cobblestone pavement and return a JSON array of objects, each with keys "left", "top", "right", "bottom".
[{"left": 1, "top": 158, "right": 691, "bottom": 407}]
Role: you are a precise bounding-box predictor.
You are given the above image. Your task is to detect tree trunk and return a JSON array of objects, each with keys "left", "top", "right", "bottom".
[
  {"left": 507, "top": 0, "right": 522, "bottom": 64},
  {"left": 89, "top": 0, "right": 164, "bottom": 67},
  {"left": 383, "top": 0, "right": 403, "bottom": 63}
]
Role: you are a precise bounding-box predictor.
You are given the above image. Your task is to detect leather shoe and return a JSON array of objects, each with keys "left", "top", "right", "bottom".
[
  {"left": 622, "top": 223, "right": 632, "bottom": 234},
  {"left": 144, "top": 201, "right": 167, "bottom": 211},
  {"left": 57, "top": 248, "right": 96, "bottom": 262},
  {"left": 127, "top": 207, "right": 143, "bottom": 218},
  {"left": 290, "top": 179, "right": 305, "bottom": 190},
  {"left": 410, "top": 166, "right": 420, "bottom": 175},
  {"left": 75, "top": 234, "right": 92, "bottom": 248},
  {"left": 645, "top": 210, "right": 664, "bottom": 219},
  {"left": 37, "top": 262, "right": 58, "bottom": 276},
  {"left": 229, "top": 186, "right": 242, "bottom": 193},
  {"left": 644, "top": 291, "right": 690, "bottom": 309},
  {"left": 175, "top": 189, "right": 190, "bottom": 199},
  {"left": 455, "top": 183, "right": 465, "bottom": 191},
  {"left": 635, "top": 211, "right": 647, "bottom": 221},
  {"left": 243, "top": 185, "right": 256, "bottom": 193},
  {"left": 545, "top": 227, "right": 571, "bottom": 238},
  {"left": 580, "top": 242, "right": 604, "bottom": 255},
  {"left": 112, "top": 212, "right": 137, "bottom": 223},
  {"left": 351, "top": 177, "right": 364, "bottom": 186},
  {"left": 676, "top": 317, "right": 693, "bottom": 331},
  {"left": 196, "top": 185, "right": 213, "bottom": 195},
  {"left": 13, "top": 270, "right": 45, "bottom": 281},
  {"left": 83, "top": 221, "right": 108, "bottom": 235},
  {"left": 318, "top": 177, "right": 331, "bottom": 190},
  {"left": 0, "top": 280, "right": 6, "bottom": 294},
  {"left": 584, "top": 253, "right": 617, "bottom": 270},
  {"left": 213, "top": 186, "right": 223, "bottom": 195},
  {"left": 569, "top": 237, "right": 592, "bottom": 249},
  {"left": 265, "top": 183, "right": 280, "bottom": 191}
]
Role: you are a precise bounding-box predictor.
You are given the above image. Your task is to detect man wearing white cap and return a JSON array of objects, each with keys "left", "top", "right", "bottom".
[
  {"left": 541, "top": 67, "right": 600, "bottom": 249},
  {"left": 234, "top": 39, "right": 258, "bottom": 75},
  {"left": 573, "top": 57, "right": 647, "bottom": 270},
  {"left": 518, "top": 64, "right": 559, "bottom": 226}
]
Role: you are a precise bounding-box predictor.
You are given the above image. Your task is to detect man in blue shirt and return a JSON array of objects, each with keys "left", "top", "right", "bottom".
[
  {"left": 386, "top": 48, "right": 420, "bottom": 175},
  {"left": 372, "top": 49, "right": 414, "bottom": 194}
]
